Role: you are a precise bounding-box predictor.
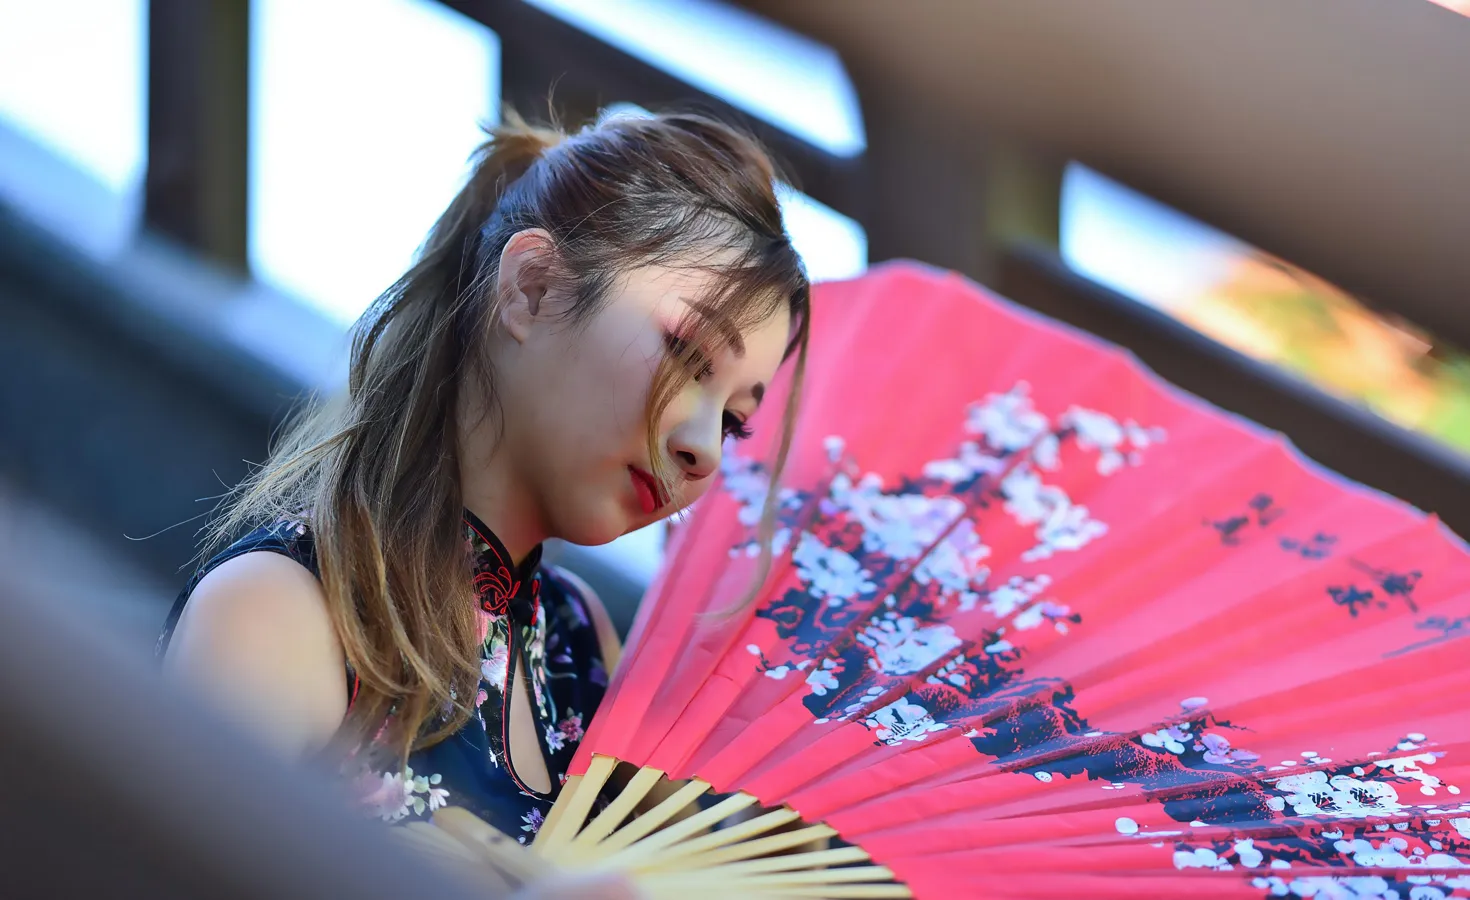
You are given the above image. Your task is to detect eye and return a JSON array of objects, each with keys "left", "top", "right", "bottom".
[
  {"left": 664, "top": 332, "right": 715, "bottom": 382},
  {"left": 723, "top": 412, "right": 753, "bottom": 441}
]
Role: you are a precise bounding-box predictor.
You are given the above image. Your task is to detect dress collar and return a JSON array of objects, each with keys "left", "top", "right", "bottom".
[{"left": 464, "top": 509, "right": 543, "bottom": 627}]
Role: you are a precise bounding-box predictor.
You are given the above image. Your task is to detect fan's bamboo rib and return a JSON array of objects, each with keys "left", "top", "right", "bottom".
[
  {"left": 733, "top": 886, "right": 911, "bottom": 899},
  {"left": 431, "top": 807, "right": 545, "bottom": 884},
  {"left": 694, "top": 865, "right": 898, "bottom": 887},
  {"left": 683, "top": 846, "right": 870, "bottom": 876},
  {"left": 662, "top": 823, "right": 838, "bottom": 869},
  {"left": 634, "top": 807, "right": 802, "bottom": 865},
  {"left": 394, "top": 822, "right": 481, "bottom": 863},
  {"left": 637, "top": 874, "right": 911, "bottom": 900},
  {"left": 764, "top": 887, "right": 911, "bottom": 899},
  {"left": 581, "top": 778, "right": 712, "bottom": 858},
  {"left": 535, "top": 755, "right": 617, "bottom": 853},
  {"left": 602, "top": 793, "right": 762, "bottom": 868},
  {"left": 642, "top": 866, "right": 900, "bottom": 890},
  {"left": 568, "top": 764, "right": 666, "bottom": 849}
]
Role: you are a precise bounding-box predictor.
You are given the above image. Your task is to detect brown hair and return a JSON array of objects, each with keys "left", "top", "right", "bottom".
[{"left": 206, "top": 109, "right": 810, "bottom": 764}]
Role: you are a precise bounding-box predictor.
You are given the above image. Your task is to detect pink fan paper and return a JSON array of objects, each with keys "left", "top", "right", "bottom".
[{"left": 526, "top": 262, "right": 1470, "bottom": 900}]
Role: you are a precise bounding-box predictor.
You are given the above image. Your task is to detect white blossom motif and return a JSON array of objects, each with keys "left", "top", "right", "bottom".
[
  {"left": 983, "top": 574, "right": 1053, "bottom": 618},
  {"left": 864, "top": 698, "right": 948, "bottom": 745},
  {"left": 1270, "top": 771, "right": 1408, "bottom": 819},
  {"left": 1375, "top": 752, "right": 1452, "bottom": 797},
  {"left": 1234, "top": 839, "right": 1265, "bottom": 869},
  {"left": 1251, "top": 875, "right": 1398, "bottom": 898},
  {"left": 928, "top": 654, "right": 981, "bottom": 688},
  {"left": 806, "top": 659, "right": 841, "bottom": 695},
  {"left": 720, "top": 452, "right": 776, "bottom": 527},
  {"left": 1002, "top": 466, "right": 1109, "bottom": 562},
  {"left": 856, "top": 613, "right": 962, "bottom": 676},
  {"left": 1012, "top": 599, "right": 1076, "bottom": 633},
  {"left": 1060, "top": 406, "right": 1166, "bottom": 476},
  {"left": 966, "top": 383, "right": 1050, "bottom": 453},
  {"left": 838, "top": 477, "right": 968, "bottom": 561},
  {"left": 922, "top": 441, "right": 1006, "bottom": 483},
  {"left": 792, "top": 532, "right": 876, "bottom": 606},
  {"left": 910, "top": 517, "right": 990, "bottom": 609},
  {"left": 1173, "top": 847, "right": 1233, "bottom": 870},
  {"left": 1142, "top": 725, "right": 1192, "bottom": 755},
  {"left": 823, "top": 435, "right": 846, "bottom": 463}
]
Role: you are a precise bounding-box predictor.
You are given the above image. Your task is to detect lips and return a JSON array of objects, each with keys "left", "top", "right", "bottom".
[{"left": 629, "top": 466, "right": 665, "bottom": 517}]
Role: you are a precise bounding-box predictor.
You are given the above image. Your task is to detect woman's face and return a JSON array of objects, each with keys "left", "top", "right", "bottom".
[{"left": 469, "top": 234, "right": 793, "bottom": 550}]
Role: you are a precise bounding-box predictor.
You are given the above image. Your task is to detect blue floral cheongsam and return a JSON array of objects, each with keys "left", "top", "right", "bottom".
[{"left": 158, "top": 510, "right": 609, "bottom": 843}]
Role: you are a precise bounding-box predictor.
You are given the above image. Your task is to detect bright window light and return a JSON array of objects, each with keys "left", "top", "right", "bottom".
[
  {"left": 524, "top": 0, "right": 865, "bottom": 158},
  {"left": 1060, "top": 164, "right": 1239, "bottom": 315},
  {"left": 0, "top": 0, "right": 148, "bottom": 255},
  {"left": 775, "top": 181, "right": 867, "bottom": 284},
  {"left": 0, "top": 0, "right": 148, "bottom": 195},
  {"left": 1061, "top": 162, "right": 1470, "bottom": 457},
  {"left": 249, "top": 0, "right": 499, "bottom": 325}
]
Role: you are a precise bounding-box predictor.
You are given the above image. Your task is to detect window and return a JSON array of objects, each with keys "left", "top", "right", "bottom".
[
  {"left": 1061, "top": 163, "right": 1470, "bottom": 456},
  {"left": 524, "top": 0, "right": 865, "bottom": 158},
  {"left": 0, "top": 0, "right": 148, "bottom": 256},
  {"left": 249, "top": 0, "right": 500, "bottom": 324}
]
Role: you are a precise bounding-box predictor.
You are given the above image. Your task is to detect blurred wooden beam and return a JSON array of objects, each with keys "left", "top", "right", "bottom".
[
  {"left": 440, "top": 0, "right": 863, "bottom": 221},
  {"left": 144, "top": 0, "right": 251, "bottom": 271},
  {"left": 0, "top": 568, "right": 497, "bottom": 899},
  {"left": 734, "top": 0, "right": 1470, "bottom": 349}
]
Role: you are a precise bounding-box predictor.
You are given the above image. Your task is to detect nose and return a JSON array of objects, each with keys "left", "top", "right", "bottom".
[{"left": 666, "top": 418, "right": 720, "bottom": 483}]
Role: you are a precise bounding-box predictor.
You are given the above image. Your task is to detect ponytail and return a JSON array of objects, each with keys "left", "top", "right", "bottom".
[{"left": 203, "top": 108, "right": 810, "bottom": 767}]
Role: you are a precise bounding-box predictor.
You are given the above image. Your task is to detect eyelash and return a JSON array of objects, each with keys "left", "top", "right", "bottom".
[
  {"left": 665, "top": 333, "right": 753, "bottom": 441},
  {"left": 723, "top": 412, "right": 753, "bottom": 442}
]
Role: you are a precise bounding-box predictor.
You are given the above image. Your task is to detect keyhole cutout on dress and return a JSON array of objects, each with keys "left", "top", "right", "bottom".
[{"left": 507, "top": 656, "right": 553, "bottom": 794}]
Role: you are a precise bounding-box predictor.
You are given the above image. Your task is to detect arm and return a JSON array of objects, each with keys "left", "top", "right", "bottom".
[{"left": 163, "top": 551, "right": 349, "bottom": 759}]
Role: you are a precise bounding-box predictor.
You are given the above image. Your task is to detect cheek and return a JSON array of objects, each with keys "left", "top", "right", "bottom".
[{"left": 552, "top": 330, "right": 660, "bottom": 441}]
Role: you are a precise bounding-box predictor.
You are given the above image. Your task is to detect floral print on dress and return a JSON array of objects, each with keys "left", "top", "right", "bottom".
[{"left": 161, "top": 512, "right": 609, "bottom": 845}]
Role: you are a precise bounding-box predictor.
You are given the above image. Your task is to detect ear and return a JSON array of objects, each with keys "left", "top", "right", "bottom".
[{"left": 496, "top": 229, "right": 557, "bottom": 344}]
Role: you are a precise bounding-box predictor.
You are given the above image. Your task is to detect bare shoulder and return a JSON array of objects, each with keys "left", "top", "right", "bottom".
[
  {"left": 547, "top": 565, "right": 622, "bottom": 672},
  {"left": 166, "top": 550, "right": 348, "bottom": 757}
]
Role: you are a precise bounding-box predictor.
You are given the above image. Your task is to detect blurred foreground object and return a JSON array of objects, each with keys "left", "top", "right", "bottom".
[
  {"left": 0, "top": 569, "right": 494, "bottom": 899},
  {"left": 516, "top": 263, "right": 1470, "bottom": 897}
]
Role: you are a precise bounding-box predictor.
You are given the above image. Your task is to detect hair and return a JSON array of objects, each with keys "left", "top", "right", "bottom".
[{"left": 205, "top": 109, "right": 811, "bottom": 765}]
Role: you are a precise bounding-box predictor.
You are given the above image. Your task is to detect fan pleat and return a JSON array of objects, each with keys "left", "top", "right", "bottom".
[{"left": 524, "top": 263, "right": 1470, "bottom": 898}]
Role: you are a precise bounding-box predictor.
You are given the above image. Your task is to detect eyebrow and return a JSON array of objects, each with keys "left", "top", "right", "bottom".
[{"left": 685, "top": 301, "right": 747, "bottom": 357}]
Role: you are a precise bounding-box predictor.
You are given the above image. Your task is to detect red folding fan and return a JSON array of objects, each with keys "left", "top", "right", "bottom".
[{"left": 419, "top": 263, "right": 1470, "bottom": 899}]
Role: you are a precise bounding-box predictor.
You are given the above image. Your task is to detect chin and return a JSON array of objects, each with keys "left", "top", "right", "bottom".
[{"left": 551, "top": 504, "right": 633, "bottom": 548}]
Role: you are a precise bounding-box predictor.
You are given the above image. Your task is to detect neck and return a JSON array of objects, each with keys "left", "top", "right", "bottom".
[{"left": 461, "top": 450, "right": 547, "bottom": 566}]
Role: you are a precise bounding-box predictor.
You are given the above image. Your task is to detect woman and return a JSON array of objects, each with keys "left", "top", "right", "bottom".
[{"left": 157, "top": 109, "right": 809, "bottom": 866}]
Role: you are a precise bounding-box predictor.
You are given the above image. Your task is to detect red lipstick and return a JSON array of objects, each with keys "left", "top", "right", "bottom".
[{"left": 629, "top": 466, "right": 661, "bottom": 516}]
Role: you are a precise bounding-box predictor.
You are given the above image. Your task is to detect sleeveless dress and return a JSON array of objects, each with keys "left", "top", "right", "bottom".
[{"left": 157, "top": 510, "right": 610, "bottom": 842}]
